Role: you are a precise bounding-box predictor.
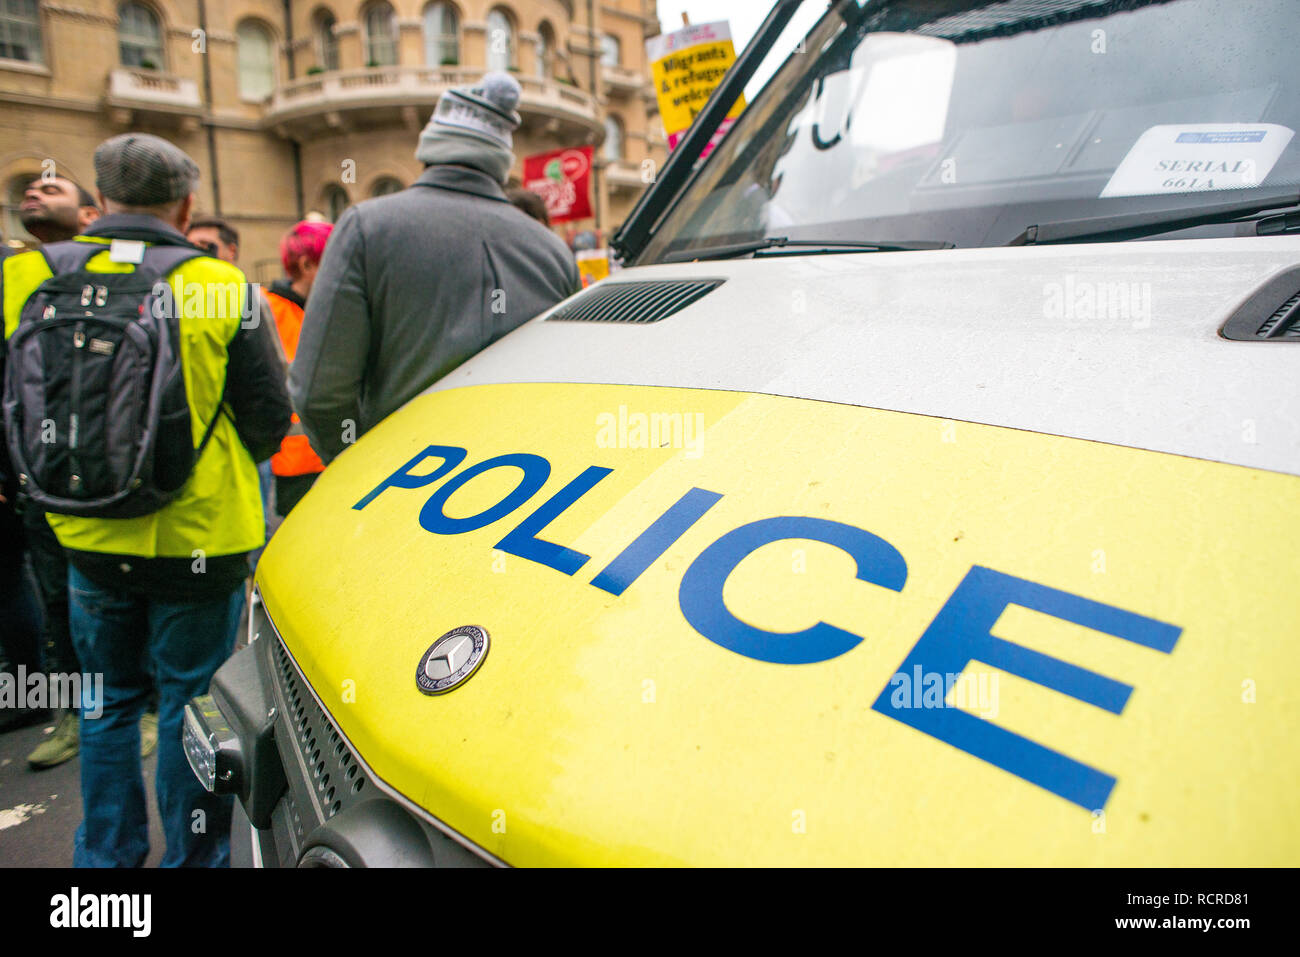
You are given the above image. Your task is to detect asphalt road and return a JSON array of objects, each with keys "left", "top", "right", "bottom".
[
  {"left": 1, "top": 565, "right": 262, "bottom": 868},
  {"left": 0, "top": 716, "right": 253, "bottom": 868}
]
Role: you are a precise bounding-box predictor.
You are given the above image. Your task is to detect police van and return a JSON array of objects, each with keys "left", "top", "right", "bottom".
[{"left": 185, "top": 0, "right": 1300, "bottom": 866}]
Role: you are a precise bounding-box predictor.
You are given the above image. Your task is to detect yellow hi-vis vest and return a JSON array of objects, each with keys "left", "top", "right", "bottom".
[{"left": 3, "top": 236, "right": 264, "bottom": 559}]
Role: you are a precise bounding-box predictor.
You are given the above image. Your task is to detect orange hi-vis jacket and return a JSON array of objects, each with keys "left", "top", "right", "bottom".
[{"left": 265, "top": 285, "right": 325, "bottom": 477}]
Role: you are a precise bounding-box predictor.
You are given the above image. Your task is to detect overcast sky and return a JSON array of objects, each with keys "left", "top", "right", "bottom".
[{"left": 656, "top": 2, "right": 774, "bottom": 52}]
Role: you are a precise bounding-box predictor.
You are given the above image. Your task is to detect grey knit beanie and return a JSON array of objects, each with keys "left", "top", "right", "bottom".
[{"left": 415, "top": 72, "right": 522, "bottom": 184}]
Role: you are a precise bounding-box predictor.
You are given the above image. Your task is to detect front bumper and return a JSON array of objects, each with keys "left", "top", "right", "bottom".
[{"left": 184, "top": 590, "right": 497, "bottom": 868}]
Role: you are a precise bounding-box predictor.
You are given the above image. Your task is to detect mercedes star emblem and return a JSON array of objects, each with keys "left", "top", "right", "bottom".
[{"left": 416, "top": 625, "right": 490, "bottom": 695}]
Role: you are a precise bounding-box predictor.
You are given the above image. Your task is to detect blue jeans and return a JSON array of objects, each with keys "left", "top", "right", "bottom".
[
  {"left": 0, "top": 506, "right": 44, "bottom": 674},
  {"left": 68, "top": 567, "right": 242, "bottom": 867},
  {"left": 248, "top": 459, "right": 275, "bottom": 571}
]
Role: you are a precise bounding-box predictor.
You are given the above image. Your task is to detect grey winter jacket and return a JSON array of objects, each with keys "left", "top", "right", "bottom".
[{"left": 289, "top": 164, "right": 579, "bottom": 462}]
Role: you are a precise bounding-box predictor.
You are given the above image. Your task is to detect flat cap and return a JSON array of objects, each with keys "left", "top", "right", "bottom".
[{"left": 93, "top": 133, "right": 199, "bottom": 207}]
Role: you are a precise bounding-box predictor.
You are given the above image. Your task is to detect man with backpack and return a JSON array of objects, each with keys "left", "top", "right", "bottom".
[
  {"left": 7, "top": 174, "right": 116, "bottom": 769},
  {"left": 0, "top": 133, "right": 291, "bottom": 867}
]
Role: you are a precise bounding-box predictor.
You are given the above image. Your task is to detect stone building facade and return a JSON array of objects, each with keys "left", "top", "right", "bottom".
[{"left": 0, "top": 0, "right": 664, "bottom": 280}]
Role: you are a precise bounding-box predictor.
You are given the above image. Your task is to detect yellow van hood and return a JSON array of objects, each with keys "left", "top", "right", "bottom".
[{"left": 256, "top": 382, "right": 1299, "bottom": 866}]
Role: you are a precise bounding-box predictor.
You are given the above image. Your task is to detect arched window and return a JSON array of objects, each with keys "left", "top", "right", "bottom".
[
  {"left": 371, "top": 177, "right": 404, "bottom": 197},
  {"left": 485, "top": 8, "right": 514, "bottom": 72},
  {"left": 313, "top": 8, "right": 338, "bottom": 71},
  {"left": 363, "top": 1, "right": 397, "bottom": 67},
  {"left": 423, "top": 2, "right": 458, "bottom": 66},
  {"left": 535, "top": 20, "right": 555, "bottom": 79},
  {"left": 118, "top": 2, "right": 163, "bottom": 69},
  {"left": 603, "top": 115, "right": 623, "bottom": 162},
  {"left": 323, "top": 185, "right": 349, "bottom": 222},
  {"left": 0, "top": 0, "right": 43, "bottom": 63},
  {"left": 600, "top": 34, "right": 620, "bottom": 67},
  {"left": 236, "top": 20, "right": 275, "bottom": 100}
]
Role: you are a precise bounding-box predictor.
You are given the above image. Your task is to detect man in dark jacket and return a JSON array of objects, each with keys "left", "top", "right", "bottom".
[{"left": 290, "top": 72, "right": 579, "bottom": 463}]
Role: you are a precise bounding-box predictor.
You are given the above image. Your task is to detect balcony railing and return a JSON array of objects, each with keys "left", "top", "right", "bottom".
[
  {"left": 105, "top": 68, "right": 202, "bottom": 114},
  {"left": 602, "top": 63, "right": 649, "bottom": 96},
  {"left": 265, "top": 65, "right": 600, "bottom": 134},
  {"left": 604, "top": 158, "right": 649, "bottom": 190}
]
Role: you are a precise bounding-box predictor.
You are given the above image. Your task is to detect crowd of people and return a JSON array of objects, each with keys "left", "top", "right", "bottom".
[{"left": 0, "top": 71, "right": 579, "bottom": 867}]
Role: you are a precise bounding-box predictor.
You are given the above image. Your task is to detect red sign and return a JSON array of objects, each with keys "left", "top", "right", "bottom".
[{"left": 523, "top": 146, "right": 593, "bottom": 223}]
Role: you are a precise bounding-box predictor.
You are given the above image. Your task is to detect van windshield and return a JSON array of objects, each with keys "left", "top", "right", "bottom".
[{"left": 639, "top": 0, "right": 1300, "bottom": 262}]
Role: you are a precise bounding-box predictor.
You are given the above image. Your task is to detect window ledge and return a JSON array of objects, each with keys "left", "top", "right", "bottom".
[{"left": 0, "top": 58, "right": 51, "bottom": 76}]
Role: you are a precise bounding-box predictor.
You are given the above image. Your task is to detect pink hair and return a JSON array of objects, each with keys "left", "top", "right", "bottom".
[{"left": 280, "top": 220, "right": 333, "bottom": 279}]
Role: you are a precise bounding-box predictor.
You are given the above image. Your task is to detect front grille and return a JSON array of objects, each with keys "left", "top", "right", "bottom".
[
  {"left": 269, "top": 638, "right": 370, "bottom": 835},
  {"left": 256, "top": 606, "right": 502, "bottom": 867}
]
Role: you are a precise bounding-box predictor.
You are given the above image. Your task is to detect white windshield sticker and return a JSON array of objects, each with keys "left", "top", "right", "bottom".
[
  {"left": 1101, "top": 123, "right": 1294, "bottom": 198},
  {"left": 849, "top": 34, "right": 955, "bottom": 155}
]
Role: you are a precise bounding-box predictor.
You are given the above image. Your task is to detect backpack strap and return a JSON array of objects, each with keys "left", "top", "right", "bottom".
[
  {"left": 39, "top": 239, "right": 109, "bottom": 276},
  {"left": 195, "top": 396, "right": 228, "bottom": 462},
  {"left": 139, "top": 243, "right": 229, "bottom": 458},
  {"left": 134, "top": 244, "right": 207, "bottom": 287},
  {"left": 37, "top": 238, "right": 206, "bottom": 285}
]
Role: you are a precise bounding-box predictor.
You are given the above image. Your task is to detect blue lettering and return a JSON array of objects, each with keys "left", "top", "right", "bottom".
[
  {"left": 678, "top": 516, "right": 907, "bottom": 665},
  {"left": 496, "top": 466, "right": 614, "bottom": 575},
  {"left": 871, "top": 566, "right": 1181, "bottom": 810},
  {"left": 591, "top": 487, "right": 723, "bottom": 596},
  {"left": 419, "top": 453, "right": 550, "bottom": 535},
  {"left": 352, "top": 445, "right": 467, "bottom": 510}
]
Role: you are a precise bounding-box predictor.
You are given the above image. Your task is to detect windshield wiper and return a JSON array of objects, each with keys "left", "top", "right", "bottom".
[
  {"left": 1006, "top": 191, "right": 1300, "bottom": 246},
  {"left": 661, "top": 236, "right": 954, "bottom": 263}
]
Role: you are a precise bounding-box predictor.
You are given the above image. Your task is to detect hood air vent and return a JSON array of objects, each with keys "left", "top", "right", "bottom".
[
  {"left": 1221, "top": 266, "right": 1300, "bottom": 341},
  {"left": 547, "top": 278, "right": 725, "bottom": 324}
]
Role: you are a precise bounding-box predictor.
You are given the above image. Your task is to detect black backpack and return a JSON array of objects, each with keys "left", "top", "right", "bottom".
[{"left": 2, "top": 238, "right": 221, "bottom": 518}]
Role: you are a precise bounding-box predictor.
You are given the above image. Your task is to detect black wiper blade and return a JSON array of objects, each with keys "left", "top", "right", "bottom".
[
  {"left": 1007, "top": 191, "right": 1300, "bottom": 246},
  {"left": 661, "top": 236, "right": 954, "bottom": 263}
]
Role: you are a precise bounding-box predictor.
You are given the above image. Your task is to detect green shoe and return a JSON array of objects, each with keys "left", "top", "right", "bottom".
[
  {"left": 140, "top": 711, "right": 159, "bottom": 758},
  {"left": 27, "top": 711, "right": 79, "bottom": 769}
]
